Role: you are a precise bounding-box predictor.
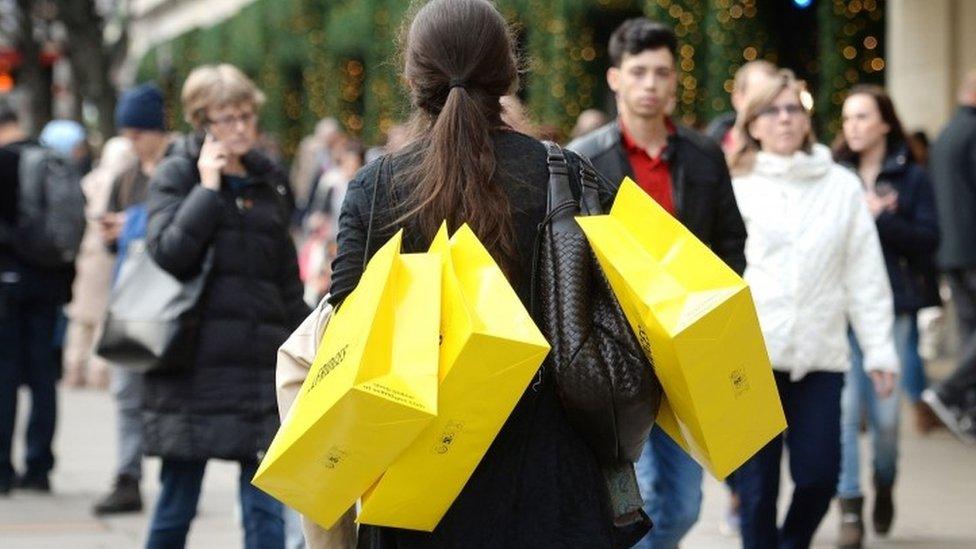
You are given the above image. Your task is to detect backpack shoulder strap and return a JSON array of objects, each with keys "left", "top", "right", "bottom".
[
  {"left": 16, "top": 147, "right": 50, "bottom": 221},
  {"left": 578, "top": 156, "right": 603, "bottom": 216},
  {"left": 541, "top": 141, "right": 576, "bottom": 222}
]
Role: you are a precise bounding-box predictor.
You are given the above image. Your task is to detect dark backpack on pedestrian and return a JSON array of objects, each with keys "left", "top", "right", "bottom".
[{"left": 15, "top": 145, "right": 86, "bottom": 268}]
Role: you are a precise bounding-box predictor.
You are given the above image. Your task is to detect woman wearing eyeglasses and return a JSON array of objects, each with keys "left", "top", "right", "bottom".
[
  {"left": 142, "top": 64, "right": 308, "bottom": 549},
  {"left": 726, "top": 70, "right": 899, "bottom": 549}
]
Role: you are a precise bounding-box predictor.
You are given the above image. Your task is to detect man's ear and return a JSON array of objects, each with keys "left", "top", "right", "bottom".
[{"left": 607, "top": 67, "right": 620, "bottom": 94}]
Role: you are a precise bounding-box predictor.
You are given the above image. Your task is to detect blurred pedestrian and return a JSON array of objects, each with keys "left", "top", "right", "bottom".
[
  {"left": 301, "top": 133, "right": 350, "bottom": 225},
  {"left": 907, "top": 130, "right": 930, "bottom": 167},
  {"left": 705, "top": 60, "right": 778, "bottom": 153},
  {"left": 832, "top": 84, "right": 941, "bottom": 547},
  {"left": 570, "top": 108, "right": 609, "bottom": 141},
  {"left": 568, "top": 18, "right": 746, "bottom": 549},
  {"left": 291, "top": 118, "right": 342, "bottom": 210},
  {"left": 702, "top": 61, "right": 779, "bottom": 536},
  {"left": 1, "top": 109, "right": 87, "bottom": 496},
  {"left": 91, "top": 83, "right": 177, "bottom": 517},
  {"left": 366, "top": 123, "right": 409, "bottom": 163},
  {"left": 62, "top": 138, "right": 136, "bottom": 389},
  {"left": 728, "top": 70, "right": 899, "bottom": 549},
  {"left": 300, "top": 138, "right": 365, "bottom": 305},
  {"left": 327, "top": 0, "right": 642, "bottom": 545},
  {"left": 142, "top": 64, "right": 308, "bottom": 548},
  {"left": 923, "top": 69, "right": 976, "bottom": 443}
]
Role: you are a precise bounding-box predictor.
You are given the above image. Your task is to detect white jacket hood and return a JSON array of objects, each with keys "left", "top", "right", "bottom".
[
  {"left": 732, "top": 145, "right": 899, "bottom": 380},
  {"left": 752, "top": 143, "right": 833, "bottom": 181}
]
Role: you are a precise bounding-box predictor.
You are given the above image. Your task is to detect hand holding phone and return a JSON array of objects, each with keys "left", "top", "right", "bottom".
[
  {"left": 98, "top": 212, "right": 126, "bottom": 244},
  {"left": 198, "top": 133, "right": 227, "bottom": 191}
]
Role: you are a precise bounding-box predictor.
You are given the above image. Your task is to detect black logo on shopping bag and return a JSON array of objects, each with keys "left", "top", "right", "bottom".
[
  {"left": 308, "top": 345, "right": 349, "bottom": 391},
  {"left": 637, "top": 326, "right": 651, "bottom": 355},
  {"left": 322, "top": 446, "right": 349, "bottom": 470},
  {"left": 730, "top": 368, "right": 750, "bottom": 397},
  {"left": 433, "top": 421, "right": 465, "bottom": 455}
]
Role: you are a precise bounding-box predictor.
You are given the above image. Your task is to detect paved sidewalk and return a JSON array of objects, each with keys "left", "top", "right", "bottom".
[
  {"left": 683, "top": 357, "right": 976, "bottom": 548},
  {"left": 2, "top": 387, "right": 243, "bottom": 548},
  {"left": 2, "top": 376, "right": 975, "bottom": 548}
]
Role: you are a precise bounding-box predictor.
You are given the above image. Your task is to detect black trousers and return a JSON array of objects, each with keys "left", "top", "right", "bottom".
[
  {"left": 0, "top": 272, "right": 60, "bottom": 484},
  {"left": 735, "top": 371, "right": 844, "bottom": 549},
  {"left": 943, "top": 268, "right": 976, "bottom": 404}
]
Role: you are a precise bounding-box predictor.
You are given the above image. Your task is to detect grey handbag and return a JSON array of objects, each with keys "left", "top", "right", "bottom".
[{"left": 96, "top": 240, "right": 213, "bottom": 373}]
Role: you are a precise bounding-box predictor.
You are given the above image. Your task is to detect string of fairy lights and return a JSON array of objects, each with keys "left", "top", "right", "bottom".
[{"left": 136, "top": 0, "right": 885, "bottom": 156}]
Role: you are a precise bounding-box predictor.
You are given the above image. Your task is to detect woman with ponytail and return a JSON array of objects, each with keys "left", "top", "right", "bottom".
[{"left": 326, "top": 0, "right": 640, "bottom": 546}]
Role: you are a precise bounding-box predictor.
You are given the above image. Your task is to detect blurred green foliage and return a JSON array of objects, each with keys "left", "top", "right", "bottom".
[{"left": 135, "top": 0, "right": 884, "bottom": 158}]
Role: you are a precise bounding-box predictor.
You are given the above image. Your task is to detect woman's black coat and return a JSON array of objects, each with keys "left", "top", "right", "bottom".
[
  {"left": 144, "top": 134, "right": 309, "bottom": 462},
  {"left": 845, "top": 145, "right": 941, "bottom": 313},
  {"left": 329, "top": 130, "right": 644, "bottom": 548}
]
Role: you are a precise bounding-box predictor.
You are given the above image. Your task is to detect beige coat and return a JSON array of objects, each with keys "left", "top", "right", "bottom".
[
  {"left": 276, "top": 296, "right": 357, "bottom": 548},
  {"left": 65, "top": 138, "right": 136, "bottom": 323}
]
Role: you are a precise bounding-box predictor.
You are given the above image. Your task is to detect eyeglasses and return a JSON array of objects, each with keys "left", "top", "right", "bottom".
[
  {"left": 757, "top": 104, "right": 806, "bottom": 118},
  {"left": 206, "top": 111, "right": 256, "bottom": 129}
]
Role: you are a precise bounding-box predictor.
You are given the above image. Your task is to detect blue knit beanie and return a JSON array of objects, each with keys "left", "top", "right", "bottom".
[{"left": 115, "top": 83, "right": 165, "bottom": 131}]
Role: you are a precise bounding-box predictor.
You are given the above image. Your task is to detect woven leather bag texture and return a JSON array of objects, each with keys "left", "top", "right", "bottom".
[{"left": 534, "top": 142, "right": 662, "bottom": 465}]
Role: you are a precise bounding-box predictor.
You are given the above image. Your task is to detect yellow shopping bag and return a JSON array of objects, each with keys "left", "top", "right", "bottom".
[
  {"left": 358, "top": 224, "right": 550, "bottom": 531},
  {"left": 576, "top": 178, "right": 786, "bottom": 479},
  {"left": 252, "top": 231, "right": 440, "bottom": 529}
]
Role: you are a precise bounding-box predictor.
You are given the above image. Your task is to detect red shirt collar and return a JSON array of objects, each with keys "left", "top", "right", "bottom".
[{"left": 619, "top": 117, "right": 676, "bottom": 156}]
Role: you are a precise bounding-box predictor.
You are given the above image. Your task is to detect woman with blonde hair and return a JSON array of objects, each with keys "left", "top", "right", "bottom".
[
  {"left": 142, "top": 64, "right": 307, "bottom": 548},
  {"left": 728, "top": 71, "right": 899, "bottom": 548}
]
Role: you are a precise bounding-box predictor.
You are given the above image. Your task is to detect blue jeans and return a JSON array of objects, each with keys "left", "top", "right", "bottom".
[
  {"left": 632, "top": 425, "right": 703, "bottom": 549},
  {"left": 838, "top": 315, "right": 918, "bottom": 497},
  {"left": 895, "top": 313, "right": 926, "bottom": 402},
  {"left": 737, "top": 371, "right": 844, "bottom": 549},
  {"left": 0, "top": 273, "right": 59, "bottom": 484},
  {"left": 146, "top": 459, "right": 284, "bottom": 549}
]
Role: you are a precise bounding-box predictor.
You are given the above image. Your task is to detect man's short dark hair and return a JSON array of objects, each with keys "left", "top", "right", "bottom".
[
  {"left": 0, "top": 99, "right": 19, "bottom": 126},
  {"left": 608, "top": 18, "right": 678, "bottom": 67}
]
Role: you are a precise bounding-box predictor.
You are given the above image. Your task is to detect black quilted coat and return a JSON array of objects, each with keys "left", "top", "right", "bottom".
[
  {"left": 143, "top": 134, "right": 308, "bottom": 462},
  {"left": 329, "top": 130, "right": 648, "bottom": 548}
]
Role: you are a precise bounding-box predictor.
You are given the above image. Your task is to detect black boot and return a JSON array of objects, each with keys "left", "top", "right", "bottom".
[
  {"left": 13, "top": 472, "right": 51, "bottom": 493},
  {"left": 838, "top": 496, "right": 864, "bottom": 549},
  {"left": 92, "top": 474, "right": 142, "bottom": 515},
  {"left": 872, "top": 482, "right": 894, "bottom": 536}
]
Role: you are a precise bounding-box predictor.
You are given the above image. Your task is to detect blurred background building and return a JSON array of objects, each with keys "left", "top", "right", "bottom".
[
  {"left": 888, "top": 0, "right": 976, "bottom": 136},
  {"left": 0, "top": 0, "right": 972, "bottom": 156}
]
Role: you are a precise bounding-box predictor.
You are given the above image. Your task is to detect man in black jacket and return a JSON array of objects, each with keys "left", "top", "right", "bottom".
[
  {"left": 924, "top": 70, "right": 976, "bottom": 442},
  {"left": 568, "top": 18, "right": 746, "bottom": 549}
]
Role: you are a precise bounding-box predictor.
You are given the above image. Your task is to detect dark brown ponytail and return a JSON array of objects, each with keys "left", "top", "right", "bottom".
[{"left": 394, "top": 0, "right": 520, "bottom": 276}]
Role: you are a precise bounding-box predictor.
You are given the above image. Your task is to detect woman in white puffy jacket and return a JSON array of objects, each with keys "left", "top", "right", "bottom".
[{"left": 727, "top": 70, "right": 899, "bottom": 549}]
